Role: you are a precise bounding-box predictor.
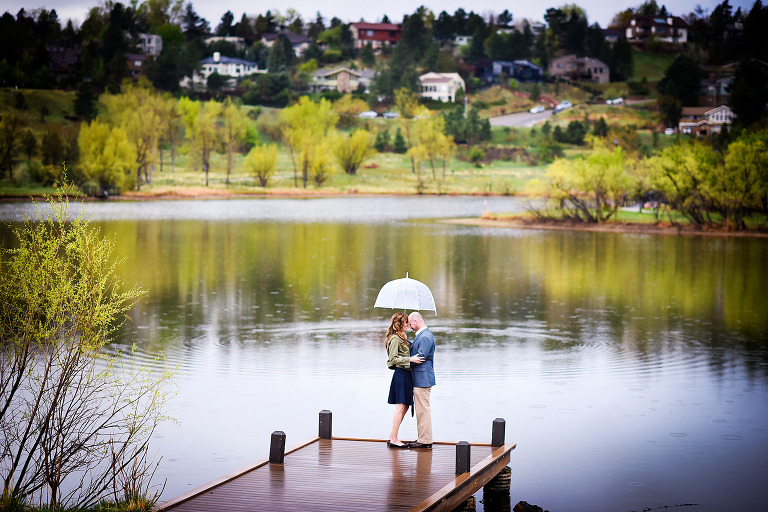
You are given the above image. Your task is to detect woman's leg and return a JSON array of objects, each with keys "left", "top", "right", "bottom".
[{"left": 389, "top": 403, "right": 408, "bottom": 444}]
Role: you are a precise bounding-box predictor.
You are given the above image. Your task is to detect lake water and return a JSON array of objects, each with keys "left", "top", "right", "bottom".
[{"left": 2, "top": 197, "right": 767, "bottom": 512}]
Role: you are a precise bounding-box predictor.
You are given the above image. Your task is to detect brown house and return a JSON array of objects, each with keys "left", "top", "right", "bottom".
[
  {"left": 678, "top": 105, "right": 736, "bottom": 136},
  {"left": 350, "top": 22, "right": 402, "bottom": 49},
  {"left": 548, "top": 55, "right": 609, "bottom": 84}
]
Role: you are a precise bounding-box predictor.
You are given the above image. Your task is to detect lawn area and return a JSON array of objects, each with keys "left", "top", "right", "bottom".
[{"left": 632, "top": 49, "right": 676, "bottom": 84}]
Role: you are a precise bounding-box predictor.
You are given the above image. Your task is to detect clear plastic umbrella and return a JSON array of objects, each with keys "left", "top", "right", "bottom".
[{"left": 373, "top": 273, "right": 436, "bottom": 314}]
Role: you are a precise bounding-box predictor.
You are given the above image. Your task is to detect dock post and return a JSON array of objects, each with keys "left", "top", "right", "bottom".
[
  {"left": 269, "top": 431, "right": 286, "bottom": 464},
  {"left": 492, "top": 418, "right": 506, "bottom": 447},
  {"left": 319, "top": 410, "right": 332, "bottom": 439},
  {"left": 456, "top": 441, "right": 471, "bottom": 474}
]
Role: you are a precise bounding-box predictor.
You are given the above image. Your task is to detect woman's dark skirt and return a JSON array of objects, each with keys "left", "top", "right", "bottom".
[{"left": 388, "top": 367, "right": 414, "bottom": 405}]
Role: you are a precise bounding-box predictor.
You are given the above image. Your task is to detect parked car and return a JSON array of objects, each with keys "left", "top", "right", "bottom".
[
  {"left": 664, "top": 128, "right": 676, "bottom": 135},
  {"left": 553, "top": 101, "right": 572, "bottom": 113},
  {"left": 606, "top": 97, "right": 624, "bottom": 105},
  {"left": 382, "top": 111, "right": 399, "bottom": 119},
  {"left": 358, "top": 110, "right": 378, "bottom": 119},
  {"left": 529, "top": 105, "right": 545, "bottom": 114}
]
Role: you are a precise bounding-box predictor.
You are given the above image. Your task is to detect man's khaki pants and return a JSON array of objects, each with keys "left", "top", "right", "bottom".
[{"left": 413, "top": 386, "right": 432, "bottom": 444}]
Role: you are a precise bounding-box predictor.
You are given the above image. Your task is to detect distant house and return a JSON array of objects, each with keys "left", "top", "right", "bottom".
[
  {"left": 180, "top": 52, "right": 265, "bottom": 88},
  {"left": 126, "top": 53, "right": 147, "bottom": 78},
  {"left": 454, "top": 35, "right": 472, "bottom": 47},
  {"left": 262, "top": 30, "right": 311, "bottom": 56},
  {"left": 602, "top": 28, "right": 624, "bottom": 44},
  {"left": 678, "top": 105, "right": 735, "bottom": 136},
  {"left": 204, "top": 36, "right": 247, "bottom": 51},
  {"left": 497, "top": 19, "right": 546, "bottom": 38},
  {"left": 419, "top": 72, "right": 466, "bottom": 103},
  {"left": 548, "top": 55, "right": 609, "bottom": 83},
  {"left": 350, "top": 22, "right": 402, "bottom": 49},
  {"left": 46, "top": 41, "right": 79, "bottom": 79},
  {"left": 492, "top": 60, "right": 542, "bottom": 82},
  {"left": 699, "top": 76, "right": 733, "bottom": 106},
  {"left": 311, "top": 67, "right": 375, "bottom": 93},
  {"left": 626, "top": 15, "right": 688, "bottom": 44},
  {"left": 137, "top": 33, "right": 162, "bottom": 57}
]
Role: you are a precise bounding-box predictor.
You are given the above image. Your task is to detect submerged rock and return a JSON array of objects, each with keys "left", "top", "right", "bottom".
[{"left": 513, "top": 501, "right": 550, "bottom": 512}]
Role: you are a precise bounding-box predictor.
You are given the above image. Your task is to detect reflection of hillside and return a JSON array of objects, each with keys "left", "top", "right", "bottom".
[{"left": 87, "top": 219, "right": 768, "bottom": 358}]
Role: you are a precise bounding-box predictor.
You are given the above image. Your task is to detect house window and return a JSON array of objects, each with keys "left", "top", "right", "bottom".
[
  {"left": 134, "top": 60, "right": 142, "bottom": 68},
  {"left": 366, "top": 30, "right": 374, "bottom": 37}
]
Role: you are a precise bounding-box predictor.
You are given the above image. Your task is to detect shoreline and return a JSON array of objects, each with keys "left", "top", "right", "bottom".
[
  {"left": 445, "top": 216, "right": 768, "bottom": 238},
  {"left": 3, "top": 191, "right": 767, "bottom": 238}
]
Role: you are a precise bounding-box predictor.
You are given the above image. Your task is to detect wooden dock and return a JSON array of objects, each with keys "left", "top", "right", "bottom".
[{"left": 158, "top": 412, "right": 516, "bottom": 512}]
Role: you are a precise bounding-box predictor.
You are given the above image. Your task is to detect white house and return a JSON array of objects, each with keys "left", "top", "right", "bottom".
[
  {"left": 180, "top": 52, "right": 265, "bottom": 89},
  {"left": 678, "top": 105, "right": 736, "bottom": 135},
  {"left": 137, "top": 33, "right": 162, "bottom": 57},
  {"left": 419, "top": 72, "right": 466, "bottom": 103}
]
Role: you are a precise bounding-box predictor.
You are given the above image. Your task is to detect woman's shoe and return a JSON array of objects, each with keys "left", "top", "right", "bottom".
[{"left": 387, "top": 440, "right": 408, "bottom": 448}]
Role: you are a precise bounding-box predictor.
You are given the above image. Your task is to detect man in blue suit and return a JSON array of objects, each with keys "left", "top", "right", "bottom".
[{"left": 408, "top": 312, "right": 435, "bottom": 449}]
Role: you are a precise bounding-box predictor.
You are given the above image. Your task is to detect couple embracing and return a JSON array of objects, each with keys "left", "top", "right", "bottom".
[{"left": 385, "top": 311, "right": 435, "bottom": 449}]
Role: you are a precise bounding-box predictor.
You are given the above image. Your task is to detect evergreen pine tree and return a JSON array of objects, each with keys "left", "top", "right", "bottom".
[{"left": 393, "top": 128, "right": 407, "bottom": 153}]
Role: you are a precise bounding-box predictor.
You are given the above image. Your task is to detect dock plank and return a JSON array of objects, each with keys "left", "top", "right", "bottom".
[{"left": 159, "top": 439, "right": 515, "bottom": 512}]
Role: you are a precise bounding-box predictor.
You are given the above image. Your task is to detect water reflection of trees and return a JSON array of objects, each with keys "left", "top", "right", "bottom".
[{"left": 87, "top": 220, "right": 767, "bottom": 363}]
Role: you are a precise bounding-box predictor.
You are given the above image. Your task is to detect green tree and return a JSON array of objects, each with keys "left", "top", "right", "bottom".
[
  {"left": 157, "top": 92, "right": 183, "bottom": 172},
  {"left": 243, "top": 143, "right": 278, "bottom": 187},
  {"left": 359, "top": 42, "right": 375, "bottom": 67},
  {"left": 392, "top": 127, "right": 407, "bottom": 153},
  {"left": 374, "top": 129, "right": 390, "bottom": 152},
  {"left": 78, "top": 119, "right": 136, "bottom": 191},
  {"left": 729, "top": 58, "right": 768, "bottom": 129},
  {"left": 710, "top": 136, "right": 768, "bottom": 228},
  {"left": 333, "top": 129, "right": 374, "bottom": 175},
  {"left": 409, "top": 115, "right": 456, "bottom": 185},
  {"left": 74, "top": 82, "right": 98, "bottom": 121},
  {"left": 0, "top": 112, "right": 25, "bottom": 178},
  {"left": 280, "top": 96, "right": 338, "bottom": 187},
  {"left": 101, "top": 79, "right": 163, "bottom": 189},
  {"left": 180, "top": 98, "right": 222, "bottom": 186},
  {"left": 657, "top": 55, "right": 702, "bottom": 106},
  {"left": 0, "top": 193, "right": 171, "bottom": 510},
  {"left": 543, "top": 139, "right": 634, "bottom": 222},
  {"left": 646, "top": 141, "right": 718, "bottom": 227},
  {"left": 221, "top": 98, "right": 249, "bottom": 185}
]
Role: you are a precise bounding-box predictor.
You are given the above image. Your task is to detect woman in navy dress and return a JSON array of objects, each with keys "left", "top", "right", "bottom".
[{"left": 386, "top": 312, "right": 424, "bottom": 448}]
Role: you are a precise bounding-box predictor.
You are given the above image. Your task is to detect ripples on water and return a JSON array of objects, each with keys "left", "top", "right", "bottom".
[{"left": 4, "top": 197, "right": 768, "bottom": 511}]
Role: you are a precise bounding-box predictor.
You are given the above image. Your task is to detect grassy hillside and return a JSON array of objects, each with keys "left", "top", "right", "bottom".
[{"left": 632, "top": 49, "right": 676, "bottom": 84}]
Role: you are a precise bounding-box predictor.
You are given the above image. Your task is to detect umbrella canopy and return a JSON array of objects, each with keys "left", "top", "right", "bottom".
[{"left": 373, "top": 273, "right": 436, "bottom": 313}]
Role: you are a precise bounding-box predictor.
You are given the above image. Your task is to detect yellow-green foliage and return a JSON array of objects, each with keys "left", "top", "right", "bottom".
[
  {"left": 243, "top": 143, "right": 278, "bottom": 187},
  {"left": 333, "top": 129, "right": 375, "bottom": 175},
  {"left": 280, "top": 96, "right": 338, "bottom": 187},
  {"left": 542, "top": 139, "right": 634, "bottom": 222},
  {"left": 78, "top": 119, "right": 136, "bottom": 190}
]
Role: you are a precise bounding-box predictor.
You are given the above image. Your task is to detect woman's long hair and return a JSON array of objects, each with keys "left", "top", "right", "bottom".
[{"left": 385, "top": 312, "right": 408, "bottom": 347}]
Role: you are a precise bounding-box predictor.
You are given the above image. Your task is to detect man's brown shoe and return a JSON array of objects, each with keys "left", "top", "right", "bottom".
[{"left": 408, "top": 442, "right": 432, "bottom": 449}]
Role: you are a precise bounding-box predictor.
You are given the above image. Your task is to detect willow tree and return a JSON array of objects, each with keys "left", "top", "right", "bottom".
[
  {"left": 101, "top": 78, "right": 163, "bottom": 190},
  {"left": 280, "top": 96, "right": 338, "bottom": 188},
  {"left": 221, "top": 98, "right": 249, "bottom": 185},
  {"left": 543, "top": 139, "right": 634, "bottom": 222},
  {"left": 333, "top": 129, "right": 374, "bottom": 175},
  {"left": 78, "top": 119, "right": 137, "bottom": 192},
  {"left": 0, "top": 193, "right": 172, "bottom": 509},
  {"left": 180, "top": 98, "right": 222, "bottom": 186},
  {"left": 243, "top": 143, "right": 278, "bottom": 187},
  {"left": 646, "top": 141, "right": 719, "bottom": 227},
  {"left": 394, "top": 88, "right": 421, "bottom": 173}
]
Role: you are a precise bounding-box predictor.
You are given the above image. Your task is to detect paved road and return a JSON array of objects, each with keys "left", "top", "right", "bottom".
[{"left": 490, "top": 109, "right": 554, "bottom": 127}]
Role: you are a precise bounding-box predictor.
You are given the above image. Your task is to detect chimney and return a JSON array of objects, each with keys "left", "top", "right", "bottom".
[{"left": 213, "top": 52, "right": 220, "bottom": 63}]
